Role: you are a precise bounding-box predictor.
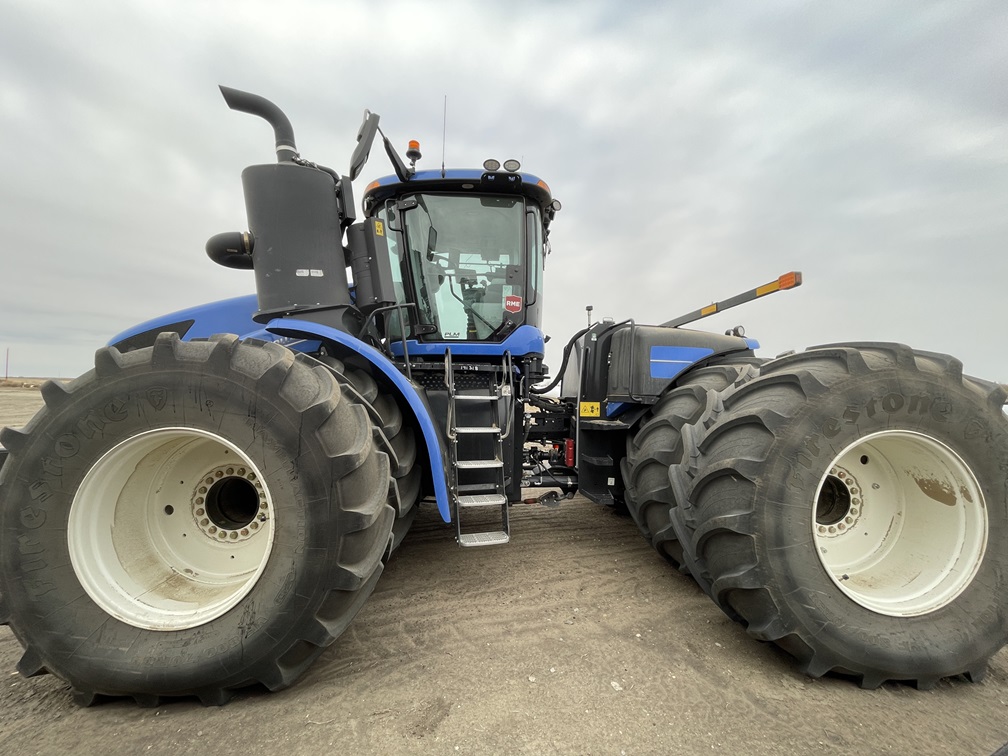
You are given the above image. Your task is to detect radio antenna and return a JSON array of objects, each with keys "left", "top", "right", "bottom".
[{"left": 441, "top": 95, "right": 447, "bottom": 178}]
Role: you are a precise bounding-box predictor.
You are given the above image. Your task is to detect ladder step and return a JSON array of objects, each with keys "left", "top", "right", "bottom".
[
  {"left": 456, "top": 459, "right": 503, "bottom": 469},
  {"left": 457, "top": 482, "right": 498, "bottom": 493},
  {"left": 458, "top": 531, "right": 510, "bottom": 547},
  {"left": 455, "top": 425, "right": 500, "bottom": 435},
  {"left": 458, "top": 493, "right": 507, "bottom": 508}
]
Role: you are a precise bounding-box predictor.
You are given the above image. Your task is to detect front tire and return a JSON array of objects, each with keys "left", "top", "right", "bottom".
[
  {"left": 0, "top": 334, "right": 396, "bottom": 704},
  {"left": 327, "top": 358, "right": 421, "bottom": 554},
  {"left": 668, "top": 343, "right": 1008, "bottom": 687}
]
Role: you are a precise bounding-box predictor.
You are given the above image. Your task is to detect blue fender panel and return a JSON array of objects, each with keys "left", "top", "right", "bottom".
[
  {"left": 108, "top": 294, "right": 261, "bottom": 347},
  {"left": 107, "top": 293, "right": 324, "bottom": 354},
  {"left": 266, "top": 317, "right": 452, "bottom": 523},
  {"left": 649, "top": 345, "right": 716, "bottom": 380}
]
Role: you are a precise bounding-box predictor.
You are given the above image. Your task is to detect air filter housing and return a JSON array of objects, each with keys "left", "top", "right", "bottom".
[{"left": 242, "top": 162, "right": 355, "bottom": 326}]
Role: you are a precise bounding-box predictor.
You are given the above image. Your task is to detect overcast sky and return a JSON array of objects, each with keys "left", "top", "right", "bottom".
[{"left": 2, "top": 1, "right": 1006, "bottom": 383}]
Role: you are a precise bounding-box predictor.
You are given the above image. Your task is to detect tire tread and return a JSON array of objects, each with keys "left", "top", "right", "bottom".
[
  {"left": 0, "top": 333, "right": 397, "bottom": 705},
  {"left": 666, "top": 341, "right": 1008, "bottom": 687}
]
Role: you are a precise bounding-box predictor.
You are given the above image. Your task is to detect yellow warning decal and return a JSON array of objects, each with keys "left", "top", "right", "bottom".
[
  {"left": 374, "top": 220, "right": 385, "bottom": 236},
  {"left": 580, "top": 401, "right": 601, "bottom": 417}
]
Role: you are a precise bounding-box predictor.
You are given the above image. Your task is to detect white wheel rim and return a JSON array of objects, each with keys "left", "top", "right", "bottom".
[
  {"left": 68, "top": 428, "right": 275, "bottom": 631},
  {"left": 812, "top": 430, "right": 986, "bottom": 617}
]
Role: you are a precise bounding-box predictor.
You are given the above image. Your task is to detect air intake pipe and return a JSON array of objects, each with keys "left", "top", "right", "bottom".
[{"left": 219, "top": 86, "right": 298, "bottom": 163}]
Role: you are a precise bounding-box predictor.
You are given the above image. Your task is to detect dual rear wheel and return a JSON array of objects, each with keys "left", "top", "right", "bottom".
[{"left": 624, "top": 344, "right": 1008, "bottom": 687}]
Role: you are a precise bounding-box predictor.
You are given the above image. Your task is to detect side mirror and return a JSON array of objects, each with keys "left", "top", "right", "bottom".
[
  {"left": 426, "top": 226, "right": 438, "bottom": 259},
  {"left": 349, "top": 110, "right": 381, "bottom": 180}
]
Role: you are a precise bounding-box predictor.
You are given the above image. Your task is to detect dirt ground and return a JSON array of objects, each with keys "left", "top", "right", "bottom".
[{"left": 1, "top": 384, "right": 1006, "bottom": 755}]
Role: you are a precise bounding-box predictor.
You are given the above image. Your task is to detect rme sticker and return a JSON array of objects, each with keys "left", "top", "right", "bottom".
[{"left": 504, "top": 295, "right": 523, "bottom": 313}]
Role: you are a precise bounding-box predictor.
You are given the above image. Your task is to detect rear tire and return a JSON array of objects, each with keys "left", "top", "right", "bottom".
[
  {"left": 0, "top": 334, "right": 396, "bottom": 704},
  {"left": 668, "top": 343, "right": 1008, "bottom": 687},
  {"left": 621, "top": 360, "right": 761, "bottom": 570}
]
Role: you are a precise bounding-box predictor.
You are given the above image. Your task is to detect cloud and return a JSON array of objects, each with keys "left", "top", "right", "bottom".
[{"left": 0, "top": 0, "right": 1005, "bottom": 381}]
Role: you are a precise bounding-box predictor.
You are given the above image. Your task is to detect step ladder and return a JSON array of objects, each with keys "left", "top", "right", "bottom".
[{"left": 445, "top": 349, "right": 514, "bottom": 547}]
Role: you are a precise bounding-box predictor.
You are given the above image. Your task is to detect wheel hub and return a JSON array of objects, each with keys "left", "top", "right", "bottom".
[
  {"left": 815, "top": 465, "right": 863, "bottom": 535},
  {"left": 192, "top": 464, "right": 269, "bottom": 543}
]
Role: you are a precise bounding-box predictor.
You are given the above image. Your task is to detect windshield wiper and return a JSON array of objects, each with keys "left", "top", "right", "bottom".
[{"left": 446, "top": 275, "right": 496, "bottom": 335}]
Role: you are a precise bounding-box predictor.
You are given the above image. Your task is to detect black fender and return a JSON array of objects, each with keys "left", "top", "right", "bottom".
[{"left": 574, "top": 321, "right": 757, "bottom": 506}]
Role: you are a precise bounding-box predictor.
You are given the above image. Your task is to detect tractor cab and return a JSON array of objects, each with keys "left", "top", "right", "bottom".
[
  {"left": 361, "top": 167, "right": 559, "bottom": 352},
  {"left": 360, "top": 168, "right": 561, "bottom": 530}
]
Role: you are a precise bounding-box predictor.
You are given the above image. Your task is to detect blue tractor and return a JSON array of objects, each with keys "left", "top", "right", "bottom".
[{"left": 1, "top": 88, "right": 1006, "bottom": 704}]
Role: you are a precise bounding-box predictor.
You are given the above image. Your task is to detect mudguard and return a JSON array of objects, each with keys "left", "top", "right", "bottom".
[
  {"left": 107, "top": 299, "right": 452, "bottom": 522},
  {"left": 107, "top": 295, "right": 314, "bottom": 352},
  {"left": 267, "top": 318, "right": 452, "bottom": 522}
]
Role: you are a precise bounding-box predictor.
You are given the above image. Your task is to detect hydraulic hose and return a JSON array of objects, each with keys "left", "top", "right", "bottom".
[
  {"left": 530, "top": 319, "right": 634, "bottom": 395},
  {"left": 530, "top": 326, "right": 592, "bottom": 395}
]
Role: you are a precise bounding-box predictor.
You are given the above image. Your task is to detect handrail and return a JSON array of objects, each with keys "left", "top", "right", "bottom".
[
  {"left": 500, "top": 350, "right": 516, "bottom": 441},
  {"left": 444, "top": 347, "right": 456, "bottom": 441},
  {"left": 357, "top": 302, "right": 418, "bottom": 381}
]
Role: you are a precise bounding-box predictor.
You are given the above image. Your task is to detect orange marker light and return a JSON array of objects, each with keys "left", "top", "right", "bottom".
[{"left": 779, "top": 271, "right": 802, "bottom": 290}]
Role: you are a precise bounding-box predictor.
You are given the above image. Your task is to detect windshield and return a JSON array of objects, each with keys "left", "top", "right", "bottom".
[{"left": 396, "top": 194, "right": 526, "bottom": 340}]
